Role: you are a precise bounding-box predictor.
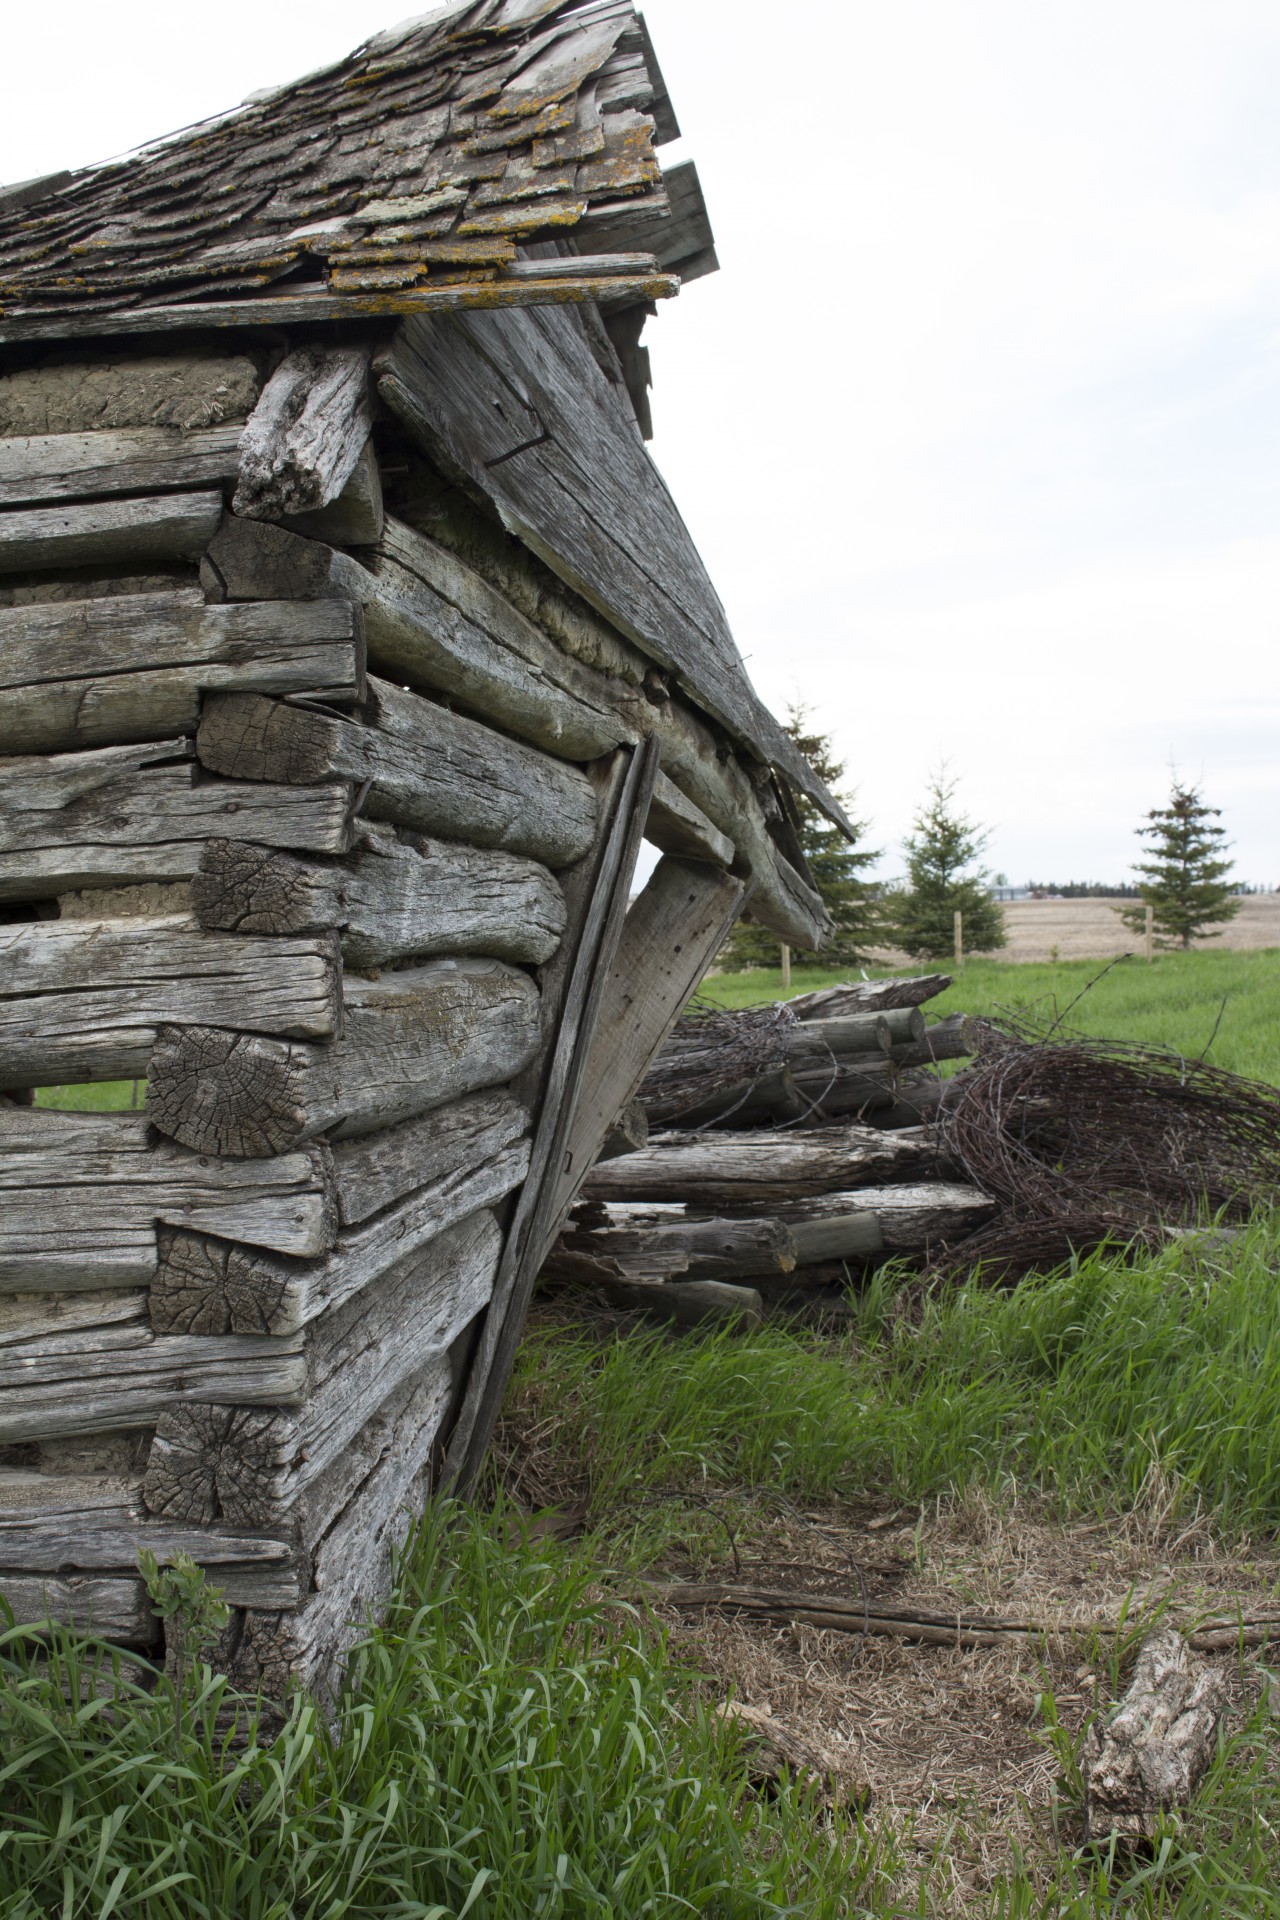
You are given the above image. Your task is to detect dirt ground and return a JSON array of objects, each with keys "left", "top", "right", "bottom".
[
  {"left": 868, "top": 895, "right": 1280, "bottom": 966},
  {"left": 653, "top": 1493, "right": 1279, "bottom": 1907}
]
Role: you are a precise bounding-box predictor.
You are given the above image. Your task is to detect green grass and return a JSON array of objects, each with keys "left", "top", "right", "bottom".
[
  {"left": 32, "top": 1079, "right": 144, "bottom": 1112},
  {"left": 703, "top": 947, "right": 1280, "bottom": 1083},
  {"left": 0, "top": 1499, "right": 892, "bottom": 1919},
  {"left": 511, "top": 1215, "right": 1280, "bottom": 1538}
]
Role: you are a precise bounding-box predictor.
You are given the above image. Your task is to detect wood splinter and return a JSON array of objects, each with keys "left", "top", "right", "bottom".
[{"left": 1084, "top": 1627, "right": 1229, "bottom": 1842}]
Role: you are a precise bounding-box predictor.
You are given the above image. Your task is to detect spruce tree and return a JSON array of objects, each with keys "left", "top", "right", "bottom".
[
  {"left": 721, "top": 704, "right": 882, "bottom": 968},
  {"left": 887, "top": 768, "right": 1006, "bottom": 960},
  {"left": 1120, "top": 779, "right": 1239, "bottom": 949}
]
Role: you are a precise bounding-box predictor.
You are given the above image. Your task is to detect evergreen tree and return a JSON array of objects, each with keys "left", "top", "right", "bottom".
[
  {"left": 721, "top": 704, "right": 882, "bottom": 968},
  {"left": 886, "top": 768, "right": 1006, "bottom": 960},
  {"left": 1120, "top": 779, "right": 1239, "bottom": 949}
]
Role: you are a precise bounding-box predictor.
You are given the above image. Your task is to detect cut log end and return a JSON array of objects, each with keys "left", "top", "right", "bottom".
[{"left": 148, "top": 1025, "right": 307, "bottom": 1159}]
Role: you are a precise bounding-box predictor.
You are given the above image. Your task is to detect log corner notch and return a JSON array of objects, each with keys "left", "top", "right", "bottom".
[
  {"left": 1084, "top": 1629, "right": 1229, "bottom": 1842},
  {"left": 232, "top": 346, "right": 379, "bottom": 537}
]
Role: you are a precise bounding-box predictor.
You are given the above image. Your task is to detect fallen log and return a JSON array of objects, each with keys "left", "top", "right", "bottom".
[
  {"left": 759, "top": 1184, "right": 995, "bottom": 1250},
  {"left": 788, "top": 975, "right": 952, "bottom": 1019},
  {"left": 1084, "top": 1628, "right": 1229, "bottom": 1841},
  {"left": 546, "top": 1211, "right": 797, "bottom": 1283},
  {"left": 582, "top": 1126, "right": 942, "bottom": 1207},
  {"left": 597, "top": 1278, "right": 766, "bottom": 1328},
  {"left": 147, "top": 955, "right": 541, "bottom": 1156},
  {"left": 196, "top": 677, "right": 597, "bottom": 868},
  {"left": 191, "top": 823, "right": 565, "bottom": 968}
]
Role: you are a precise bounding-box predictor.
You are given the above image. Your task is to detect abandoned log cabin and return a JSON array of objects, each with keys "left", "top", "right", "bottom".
[{"left": 0, "top": 0, "right": 847, "bottom": 1690}]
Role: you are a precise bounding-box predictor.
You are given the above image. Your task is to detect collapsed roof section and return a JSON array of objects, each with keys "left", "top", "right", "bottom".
[{"left": 0, "top": 0, "right": 714, "bottom": 340}]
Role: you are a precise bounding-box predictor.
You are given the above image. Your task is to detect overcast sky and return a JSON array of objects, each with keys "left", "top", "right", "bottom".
[{"left": 5, "top": 1, "right": 1278, "bottom": 886}]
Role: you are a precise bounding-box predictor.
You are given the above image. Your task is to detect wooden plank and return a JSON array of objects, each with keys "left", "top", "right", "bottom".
[
  {"left": 234, "top": 346, "right": 374, "bottom": 520},
  {"left": 191, "top": 822, "right": 565, "bottom": 968},
  {"left": 197, "top": 677, "right": 598, "bottom": 868},
  {"left": 0, "top": 1108, "right": 338, "bottom": 1291},
  {"left": 443, "top": 738, "right": 662, "bottom": 1487},
  {"left": 144, "top": 1209, "right": 501, "bottom": 1526},
  {"left": 0, "top": 917, "right": 340, "bottom": 1085},
  {"left": 0, "top": 425, "right": 242, "bottom": 507},
  {"left": 646, "top": 771, "right": 734, "bottom": 867},
  {"left": 0, "top": 590, "right": 364, "bottom": 756},
  {"left": 376, "top": 303, "right": 849, "bottom": 835},
  {"left": 0, "top": 275, "right": 681, "bottom": 347},
  {"left": 147, "top": 955, "right": 542, "bottom": 1156},
  {"left": 0, "top": 739, "right": 356, "bottom": 903},
  {"left": 151, "top": 1135, "right": 529, "bottom": 1335},
  {"left": 0, "top": 492, "right": 223, "bottom": 576},
  {"left": 582, "top": 1125, "right": 945, "bottom": 1207}
]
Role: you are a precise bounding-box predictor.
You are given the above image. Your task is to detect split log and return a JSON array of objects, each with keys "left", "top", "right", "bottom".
[
  {"left": 1084, "top": 1628, "right": 1229, "bottom": 1841},
  {"left": 234, "top": 346, "right": 374, "bottom": 521},
  {"left": 0, "top": 424, "right": 242, "bottom": 508},
  {"left": 147, "top": 955, "right": 541, "bottom": 1156},
  {"left": 201, "top": 513, "right": 825, "bottom": 943},
  {"left": 0, "top": 590, "right": 364, "bottom": 756},
  {"left": 789, "top": 975, "right": 952, "bottom": 1019},
  {"left": 0, "top": 1108, "right": 337, "bottom": 1291},
  {"left": 582, "top": 1125, "right": 943, "bottom": 1207},
  {"left": 792, "top": 1009, "right": 926, "bottom": 1056},
  {"left": 151, "top": 1133, "right": 528, "bottom": 1335},
  {"left": 144, "top": 1209, "right": 500, "bottom": 1526},
  {"left": 0, "top": 492, "right": 223, "bottom": 576},
  {"left": 191, "top": 822, "right": 565, "bottom": 968},
  {"left": 196, "top": 678, "right": 597, "bottom": 868},
  {"left": 0, "top": 353, "right": 263, "bottom": 438},
  {"left": 0, "top": 738, "right": 357, "bottom": 903},
  {"left": 762, "top": 1185, "right": 995, "bottom": 1250},
  {"left": 547, "top": 1212, "right": 797, "bottom": 1283},
  {"left": 597, "top": 1099, "right": 648, "bottom": 1161},
  {"left": 229, "top": 1355, "right": 453, "bottom": 1698},
  {"left": 0, "top": 917, "right": 340, "bottom": 1085},
  {"left": 646, "top": 771, "right": 735, "bottom": 868}
]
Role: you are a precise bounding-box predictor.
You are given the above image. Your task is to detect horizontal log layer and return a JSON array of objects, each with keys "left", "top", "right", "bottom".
[
  {"left": 0, "top": 590, "right": 363, "bottom": 756},
  {"left": 583, "top": 1126, "right": 945, "bottom": 1207},
  {"left": 0, "top": 1108, "right": 337, "bottom": 1291},
  {"left": 148, "top": 955, "right": 541, "bottom": 1156},
  {"left": 231, "top": 1355, "right": 453, "bottom": 1698},
  {"left": 593, "top": 1277, "right": 765, "bottom": 1328},
  {"left": 152, "top": 1136, "right": 528, "bottom": 1335},
  {"left": 0, "top": 1289, "right": 146, "bottom": 1348},
  {"left": 0, "top": 1572, "right": 154, "bottom": 1640},
  {"left": 0, "top": 492, "right": 223, "bottom": 576},
  {"left": 0, "top": 738, "right": 355, "bottom": 903},
  {"left": 192, "top": 821, "right": 565, "bottom": 968},
  {"left": 328, "top": 1087, "right": 527, "bottom": 1229},
  {"left": 0, "top": 424, "right": 242, "bottom": 507},
  {"left": 144, "top": 1209, "right": 499, "bottom": 1527},
  {"left": 198, "top": 677, "right": 597, "bottom": 869},
  {"left": 0, "top": 916, "right": 340, "bottom": 1085},
  {"left": 203, "top": 514, "right": 823, "bottom": 943},
  {"left": 561, "top": 1202, "right": 888, "bottom": 1275}
]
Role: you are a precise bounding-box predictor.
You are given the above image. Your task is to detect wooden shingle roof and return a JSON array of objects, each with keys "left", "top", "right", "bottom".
[{"left": 0, "top": 0, "right": 691, "bottom": 342}]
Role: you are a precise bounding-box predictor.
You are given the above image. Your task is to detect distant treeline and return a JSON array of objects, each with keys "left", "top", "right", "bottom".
[{"left": 1021, "top": 882, "right": 1274, "bottom": 898}]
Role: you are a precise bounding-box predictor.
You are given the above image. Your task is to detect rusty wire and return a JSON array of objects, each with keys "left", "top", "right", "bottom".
[{"left": 638, "top": 996, "right": 802, "bottom": 1129}]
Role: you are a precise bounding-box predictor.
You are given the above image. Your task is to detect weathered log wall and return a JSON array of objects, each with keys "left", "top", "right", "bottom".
[{"left": 0, "top": 327, "right": 780, "bottom": 1690}]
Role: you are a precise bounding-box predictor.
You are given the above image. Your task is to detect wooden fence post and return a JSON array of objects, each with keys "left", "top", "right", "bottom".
[
  {"left": 1145, "top": 902, "right": 1154, "bottom": 963},
  {"left": 780, "top": 943, "right": 791, "bottom": 991},
  {"left": 953, "top": 910, "right": 963, "bottom": 968}
]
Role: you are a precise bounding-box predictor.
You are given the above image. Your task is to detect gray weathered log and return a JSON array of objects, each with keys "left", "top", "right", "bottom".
[
  {"left": 597, "top": 1277, "right": 766, "bottom": 1328},
  {"left": 597, "top": 1097, "right": 649, "bottom": 1161},
  {"left": 0, "top": 354, "right": 263, "bottom": 438},
  {"left": 0, "top": 1290, "right": 146, "bottom": 1349},
  {"left": 0, "top": 590, "right": 363, "bottom": 756},
  {"left": 229, "top": 1354, "right": 453, "bottom": 1698},
  {"left": 197, "top": 678, "right": 597, "bottom": 868},
  {"left": 789, "top": 976, "right": 953, "bottom": 1020},
  {"left": 282, "top": 438, "right": 384, "bottom": 547},
  {"left": 0, "top": 424, "right": 243, "bottom": 507},
  {"left": 548, "top": 1211, "right": 797, "bottom": 1283},
  {"left": 1084, "top": 1628, "right": 1229, "bottom": 1841},
  {"left": 584, "top": 1126, "right": 944, "bottom": 1207},
  {"left": 143, "top": 1209, "right": 500, "bottom": 1526},
  {"left": 787, "top": 1211, "right": 884, "bottom": 1265},
  {"left": 147, "top": 955, "right": 541, "bottom": 1156},
  {"left": 0, "top": 1572, "right": 155, "bottom": 1640},
  {"left": 793, "top": 1009, "right": 925, "bottom": 1055},
  {"left": 191, "top": 822, "right": 565, "bottom": 968},
  {"left": 0, "top": 492, "right": 223, "bottom": 576},
  {"left": 328, "top": 1087, "right": 527, "bottom": 1228},
  {"left": 762, "top": 1184, "right": 995, "bottom": 1250},
  {"left": 151, "top": 1134, "right": 528, "bottom": 1335},
  {"left": 717, "top": 1700, "right": 870, "bottom": 1808},
  {"left": 234, "top": 346, "right": 374, "bottom": 521},
  {"left": 645, "top": 770, "right": 735, "bottom": 867},
  {"left": 0, "top": 742, "right": 354, "bottom": 904},
  {"left": 0, "top": 916, "right": 340, "bottom": 1085},
  {"left": 0, "top": 1108, "right": 337, "bottom": 1292}
]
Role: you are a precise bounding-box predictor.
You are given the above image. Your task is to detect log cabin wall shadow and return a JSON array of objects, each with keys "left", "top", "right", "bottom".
[{"left": 0, "top": 0, "right": 843, "bottom": 1692}]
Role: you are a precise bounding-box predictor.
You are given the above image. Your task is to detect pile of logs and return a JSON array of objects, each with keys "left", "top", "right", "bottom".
[{"left": 545, "top": 974, "right": 997, "bottom": 1323}]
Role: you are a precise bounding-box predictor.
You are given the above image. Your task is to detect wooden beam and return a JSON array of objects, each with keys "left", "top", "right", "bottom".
[
  {"left": 147, "top": 955, "right": 541, "bottom": 1157},
  {"left": 191, "top": 823, "right": 565, "bottom": 969},
  {"left": 0, "top": 1108, "right": 338, "bottom": 1292},
  {"left": 0, "top": 918, "right": 340, "bottom": 1085},
  {"left": 196, "top": 677, "right": 598, "bottom": 869},
  {"left": 0, "top": 492, "right": 223, "bottom": 575},
  {"left": 0, "top": 591, "right": 364, "bottom": 757},
  {"left": 234, "top": 346, "right": 374, "bottom": 522},
  {"left": 0, "top": 738, "right": 356, "bottom": 904}
]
